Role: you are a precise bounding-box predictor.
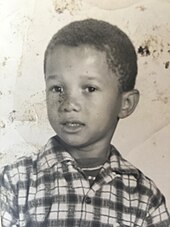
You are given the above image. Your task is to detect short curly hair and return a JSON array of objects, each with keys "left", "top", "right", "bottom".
[{"left": 44, "top": 19, "right": 137, "bottom": 92}]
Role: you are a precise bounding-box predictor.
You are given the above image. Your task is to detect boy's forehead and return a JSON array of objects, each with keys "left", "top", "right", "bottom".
[
  {"left": 45, "top": 44, "right": 122, "bottom": 82},
  {"left": 46, "top": 44, "right": 110, "bottom": 68},
  {"left": 48, "top": 44, "right": 104, "bottom": 57},
  {"left": 45, "top": 44, "right": 118, "bottom": 81}
]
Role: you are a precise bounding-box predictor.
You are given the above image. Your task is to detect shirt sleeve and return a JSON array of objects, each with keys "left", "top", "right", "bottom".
[
  {"left": 0, "top": 166, "right": 19, "bottom": 227},
  {"left": 146, "top": 184, "right": 170, "bottom": 227}
]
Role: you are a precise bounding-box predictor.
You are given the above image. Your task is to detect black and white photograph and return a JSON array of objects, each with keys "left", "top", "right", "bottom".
[{"left": 0, "top": 0, "right": 170, "bottom": 226}]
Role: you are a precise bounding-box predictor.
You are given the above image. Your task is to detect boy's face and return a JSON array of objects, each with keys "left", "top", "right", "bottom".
[{"left": 45, "top": 45, "right": 123, "bottom": 148}]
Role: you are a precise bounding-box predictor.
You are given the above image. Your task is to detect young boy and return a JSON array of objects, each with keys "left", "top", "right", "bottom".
[{"left": 0, "top": 19, "right": 170, "bottom": 227}]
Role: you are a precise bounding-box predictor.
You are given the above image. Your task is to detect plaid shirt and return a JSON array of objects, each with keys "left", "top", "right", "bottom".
[{"left": 0, "top": 136, "right": 170, "bottom": 227}]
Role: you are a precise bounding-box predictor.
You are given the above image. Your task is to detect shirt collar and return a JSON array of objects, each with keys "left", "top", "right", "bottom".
[
  {"left": 37, "top": 136, "right": 139, "bottom": 178},
  {"left": 37, "top": 136, "right": 75, "bottom": 172},
  {"left": 109, "top": 146, "right": 140, "bottom": 178}
]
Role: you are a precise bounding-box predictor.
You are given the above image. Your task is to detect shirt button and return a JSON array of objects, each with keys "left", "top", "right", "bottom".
[
  {"left": 68, "top": 208, "right": 74, "bottom": 214},
  {"left": 85, "top": 196, "right": 92, "bottom": 204}
]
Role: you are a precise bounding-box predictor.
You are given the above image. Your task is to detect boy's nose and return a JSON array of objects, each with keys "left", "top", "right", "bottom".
[{"left": 59, "top": 94, "right": 81, "bottom": 112}]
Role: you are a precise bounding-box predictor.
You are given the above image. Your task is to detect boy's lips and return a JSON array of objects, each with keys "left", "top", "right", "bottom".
[{"left": 60, "top": 120, "right": 85, "bottom": 133}]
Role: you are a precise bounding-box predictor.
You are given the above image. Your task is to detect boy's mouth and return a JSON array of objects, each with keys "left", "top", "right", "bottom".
[
  {"left": 64, "top": 122, "right": 84, "bottom": 127},
  {"left": 60, "top": 120, "right": 85, "bottom": 133}
]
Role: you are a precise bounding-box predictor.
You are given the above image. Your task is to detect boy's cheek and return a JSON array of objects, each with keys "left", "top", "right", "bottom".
[{"left": 46, "top": 94, "right": 57, "bottom": 104}]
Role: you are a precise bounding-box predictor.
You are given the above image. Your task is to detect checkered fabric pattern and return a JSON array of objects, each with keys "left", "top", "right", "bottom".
[{"left": 0, "top": 136, "right": 170, "bottom": 227}]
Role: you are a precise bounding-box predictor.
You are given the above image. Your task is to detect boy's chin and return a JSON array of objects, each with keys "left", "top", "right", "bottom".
[{"left": 56, "top": 133, "right": 93, "bottom": 149}]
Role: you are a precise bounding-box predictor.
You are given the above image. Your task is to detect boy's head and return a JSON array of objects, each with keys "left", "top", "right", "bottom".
[
  {"left": 44, "top": 18, "right": 137, "bottom": 92},
  {"left": 44, "top": 19, "right": 139, "bottom": 150}
]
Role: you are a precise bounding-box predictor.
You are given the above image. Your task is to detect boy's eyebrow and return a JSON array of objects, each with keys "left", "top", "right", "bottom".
[
  {"left": 47, "top": 74, "right": 102, "bottom": 82},
  {"left": 80, "top": 75, "right": 102, "bottom": 82},
  {"left": 46, "top": 75, "right": 59, "bottom": 80},
  {"left": 84, "top": 76, "right": 98, "bottom": 80}
]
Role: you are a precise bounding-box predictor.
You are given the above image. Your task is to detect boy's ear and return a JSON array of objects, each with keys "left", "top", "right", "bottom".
[{"left": 118, "top": 89, "right": 139, "bottom": 119}]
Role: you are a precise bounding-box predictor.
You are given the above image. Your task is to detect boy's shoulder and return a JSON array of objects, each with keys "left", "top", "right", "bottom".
[
  {"left": 109, "top": 146, "right": 161, "bottom": 194},
  {"left": 0, "top": 136, "right": 73, "bottom": 177}
]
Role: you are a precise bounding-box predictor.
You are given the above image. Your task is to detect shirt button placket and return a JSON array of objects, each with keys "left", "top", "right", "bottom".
[{"left": 80, "top": 194, "right": 92, "bottom": 227}]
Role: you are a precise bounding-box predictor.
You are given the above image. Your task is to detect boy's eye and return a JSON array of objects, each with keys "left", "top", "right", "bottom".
[
  {"left": 85, "top": 86, "right": 97, "bottom": 93},
  {"left": 51, "top": 86, "right": 64, "bottom": 93}
]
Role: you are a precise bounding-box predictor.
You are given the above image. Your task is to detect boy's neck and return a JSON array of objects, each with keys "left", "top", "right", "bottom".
[
  {"left": 75, "top": 149, "right": 111, "bottom": 168},
  {"left": 58, "top": 136, "right": 112, "bottom": 161}
]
